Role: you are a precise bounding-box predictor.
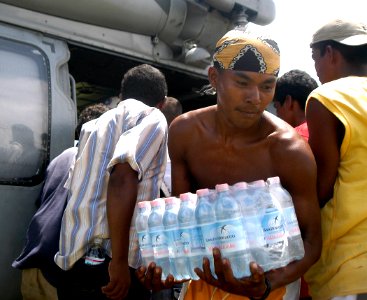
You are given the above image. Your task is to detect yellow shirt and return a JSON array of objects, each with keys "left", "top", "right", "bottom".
[{"left": 305, "top": 76, "right": 367, "bottom": 299}]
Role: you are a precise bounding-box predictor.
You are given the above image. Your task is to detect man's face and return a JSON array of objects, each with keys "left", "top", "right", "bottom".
[{"left": 209, "top": 68, "right": 277, "bottom": 129}]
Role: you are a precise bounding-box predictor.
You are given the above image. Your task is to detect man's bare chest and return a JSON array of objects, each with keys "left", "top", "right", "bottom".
[{"left": 186, "top": 141, "right": 274, "bottom": 188}]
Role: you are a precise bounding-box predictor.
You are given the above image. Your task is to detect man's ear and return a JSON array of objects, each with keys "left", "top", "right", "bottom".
[
  {"left": 325, "top": 45, "right": 339, "bottom": 64},
  {"left": 208, "top": 66, "right": 218, "bottom": 90},
  {"left": 284, "top": 95, "right": 294, "bottom": 110}
]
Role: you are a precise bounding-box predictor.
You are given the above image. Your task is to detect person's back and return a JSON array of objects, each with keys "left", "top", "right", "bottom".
[
  {"left": 13, "top": 147, "right": 77, "bottom": 300},
  {"left": 304, "top": 19, "right": 367, "bottom": 300},
  {"left": 55, "top": 64, "right": 168, "bottom": 300},
  {"left": 58, "top": 100, "right": 166, "bottom": 243}
]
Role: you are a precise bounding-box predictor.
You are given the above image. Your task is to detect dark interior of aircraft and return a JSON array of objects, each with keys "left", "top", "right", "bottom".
[{"left": 68, "top": 44, "right": 217, "bottom": 114}]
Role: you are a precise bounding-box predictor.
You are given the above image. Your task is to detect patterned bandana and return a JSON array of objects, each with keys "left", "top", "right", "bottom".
[{"left": 213, "top": 30, "right": 280, "bottom": 76}]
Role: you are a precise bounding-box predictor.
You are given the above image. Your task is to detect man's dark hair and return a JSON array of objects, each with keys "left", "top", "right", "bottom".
[
  {"left": 312, "top": 40, "right": 367, "bottom": 64},
  {"left": 120, "top": 64, "right": 168, "bottom": 107},
  {"left": 75, "top": 103, "right": 110, "bottom": 139},
  {"left": 161, "top": 97, "right": 183, "bottom": 126},
  {"left": 274, "top": 69, "right": 318, "bottom": 111}
]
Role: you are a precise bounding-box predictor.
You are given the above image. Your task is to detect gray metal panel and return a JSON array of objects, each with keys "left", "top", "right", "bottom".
[
  {"left": 0, "top": 186, "right": 42, "bottom": 299},
  {"left": 0, "top": 2, "right": 209, "bottom": 77},
  {"left": 0, "top": 23, "right": 75, "bottom": 299}
]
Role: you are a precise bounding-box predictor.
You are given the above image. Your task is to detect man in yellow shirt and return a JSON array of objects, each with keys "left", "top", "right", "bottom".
[{"left": 305, "top": 19, "right": 367, "bottom": 300}]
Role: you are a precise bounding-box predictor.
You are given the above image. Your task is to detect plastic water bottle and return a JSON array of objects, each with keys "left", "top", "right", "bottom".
[
  {"left": 177, "top": 192, "right": 201, "bottom": 280},
  {"left": 233, "top": 182, "right": 267, "bottom": 269},
  {"left": 84, "top": 237, "right": 105, "bottom": 265},
  {"left": 267, "top": 176, "right": 304, "bottom": 262},
  {"left": 214, "top": 183, "right": 251, "bottom": 278},
  {"left": 195, "top": 188, "right": 216, "bottom": 275},
  {"left": 162, "top": 197, "right": 180, "bottom": 279},
  {"left": 257, "top": 180, "right": 288, "bottom": 271},
  {"left": 148, "top": 198, "right": 170, "bottom": 279},
  {"left": 136, "top": 201, "right": 154, "bottom": 268}
]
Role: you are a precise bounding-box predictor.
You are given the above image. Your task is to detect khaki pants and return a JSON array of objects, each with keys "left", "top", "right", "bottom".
[{"left": 21, "top": 268, "right": 58, "bottom": 300}]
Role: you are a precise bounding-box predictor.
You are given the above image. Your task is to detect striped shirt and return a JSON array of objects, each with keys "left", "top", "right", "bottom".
[{"left": 55, "top": 99, "right": 167, "bottom": 270}]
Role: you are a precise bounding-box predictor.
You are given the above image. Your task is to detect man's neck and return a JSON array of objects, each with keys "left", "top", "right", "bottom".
[
  {"left": 293, "top": 113, "right": 306, "bottom": 128},
  {"left": 337, "top": 64, "right": 367, "bottom": 79}
]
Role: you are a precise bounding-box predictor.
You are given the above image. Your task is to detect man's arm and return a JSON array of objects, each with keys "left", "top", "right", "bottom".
[
  {"left": 306, "top": 98, "right": 343, "bottom": 207},
  {"left": 102, "top": 162, "right": 138, "bottom": 300}
]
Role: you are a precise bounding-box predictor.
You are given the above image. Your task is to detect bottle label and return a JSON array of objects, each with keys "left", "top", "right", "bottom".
[
  {"left": 138, "top": 231, "right": 153, "bottom": 258},
  {"left": 189, "top": 226, "right": 205, "bottom": 255},
  {"left": 176, "top": 225, "right": 205, "bottom": 257},
  {"left": 283, "top": 206, "right": 301, "bottom": 237},
  {"left": 262, "top": 208, "right": 286, "bottom": 245},
  {"left": 201, "top": 218, "right": 248, "bottom": 254},
  {"left": 244, "top": 215, "right": 265, "bottom": 247},
  {"left": 165, "top": 228, "right": 180, "bottom": 258},
  {"left": 150, "top": 229, "right": 169, "bottom": 258},
  {"left": 176, "top": 227, "right": 191, "bottom": 256}
]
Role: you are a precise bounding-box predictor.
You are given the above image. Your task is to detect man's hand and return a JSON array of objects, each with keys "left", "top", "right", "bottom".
[
  {"left": 195, "top": 248, "right": 269, "bottom": 298},
  {"left": 102, "top": 259, "right": 131, "bottom": 300},
  {"left": 135, "top": 262, "right": 187, "bottom": 292}
]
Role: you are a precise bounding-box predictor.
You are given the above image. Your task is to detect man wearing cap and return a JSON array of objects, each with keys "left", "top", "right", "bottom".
[
  {"left": 304, "top": 19, "right": 367, "bottom": 300},
  {"left": 137, "top": 30, "right": 321, "bottom": 300}
]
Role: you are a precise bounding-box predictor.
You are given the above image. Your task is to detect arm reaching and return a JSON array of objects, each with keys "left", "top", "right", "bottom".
[{"left": 102, "top": 162, "right": 138, "bottom": 300}]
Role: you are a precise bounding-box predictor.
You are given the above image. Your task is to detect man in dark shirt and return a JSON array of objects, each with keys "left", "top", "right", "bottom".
[{"left": 12, "top": 103, "right": 109, "bottom": 300}]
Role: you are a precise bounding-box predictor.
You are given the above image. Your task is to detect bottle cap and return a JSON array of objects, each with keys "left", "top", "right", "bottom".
[
  {"left": 179, "top": 192, "right": 191, "bottom": 202},
  {"left": 266, "top": 176, "right": 280, "bottom": 185},
  {"left": 137, "top": 201, "right": 150, "bottom": 208},
  {"left": 196, "top": 188, "right": 210, "bottom": 197},
  {"left": 215, "top": 183, "right": 229, "bottom": 192},
  {"left": 233, "top": 181, "right": 248, "bottom": 189},
  {"left": 248, "top": 180, "right": 266, "bottom": 188},
  {"left": 151, "top": 198, "right": 163, "bottom": 207},
  {"left": 165, "top": 196, "right": 178, "bottom": 205}
]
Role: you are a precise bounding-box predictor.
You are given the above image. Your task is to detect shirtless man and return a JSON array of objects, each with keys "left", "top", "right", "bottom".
[{"left": 137, "top": 30, "right": 321, "bottom": 299}]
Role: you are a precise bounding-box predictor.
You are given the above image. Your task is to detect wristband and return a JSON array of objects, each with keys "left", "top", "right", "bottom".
[{"left": 250, "top": 277, "right": 271, "bottom": 300}]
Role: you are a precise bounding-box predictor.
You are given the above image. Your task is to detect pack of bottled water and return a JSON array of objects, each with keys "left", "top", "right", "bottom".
[{"left": 135, "top": 176, "right": 304, "bottom": 280}]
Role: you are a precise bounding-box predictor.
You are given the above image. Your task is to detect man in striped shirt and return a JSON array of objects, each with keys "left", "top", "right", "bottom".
[{"left": 55, "top": 64, "right": 168, "bottom": 300}]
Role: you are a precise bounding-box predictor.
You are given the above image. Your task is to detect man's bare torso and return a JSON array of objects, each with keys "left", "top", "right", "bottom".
[{"left": 169, "top": 105, "right": 300, "bottom": 192}]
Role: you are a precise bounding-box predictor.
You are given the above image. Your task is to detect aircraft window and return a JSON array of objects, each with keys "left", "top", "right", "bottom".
[{"left": 0, "top": 37, "right": 50, "bottom": 185}]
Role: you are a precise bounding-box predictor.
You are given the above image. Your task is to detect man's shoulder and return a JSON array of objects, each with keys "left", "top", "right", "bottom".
[
  {"left": 265, "top": 112, "right": 308, "bottom": 152},
  {"left": 98, "top": 99, "right": 166, "bottom": 130},
  {"left": 264, "top": 114, "right": 315, "bottom": 184},
  {"left": 264, "top": 111, "right": 295, "bottom": 136},
  {"left": 172, "top": 106, "right": 215, "bottom": 127}
]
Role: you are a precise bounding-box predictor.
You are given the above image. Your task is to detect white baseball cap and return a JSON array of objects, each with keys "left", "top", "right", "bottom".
[{"left": 311, "top": 19, "right": 367, "bottom": 47}]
